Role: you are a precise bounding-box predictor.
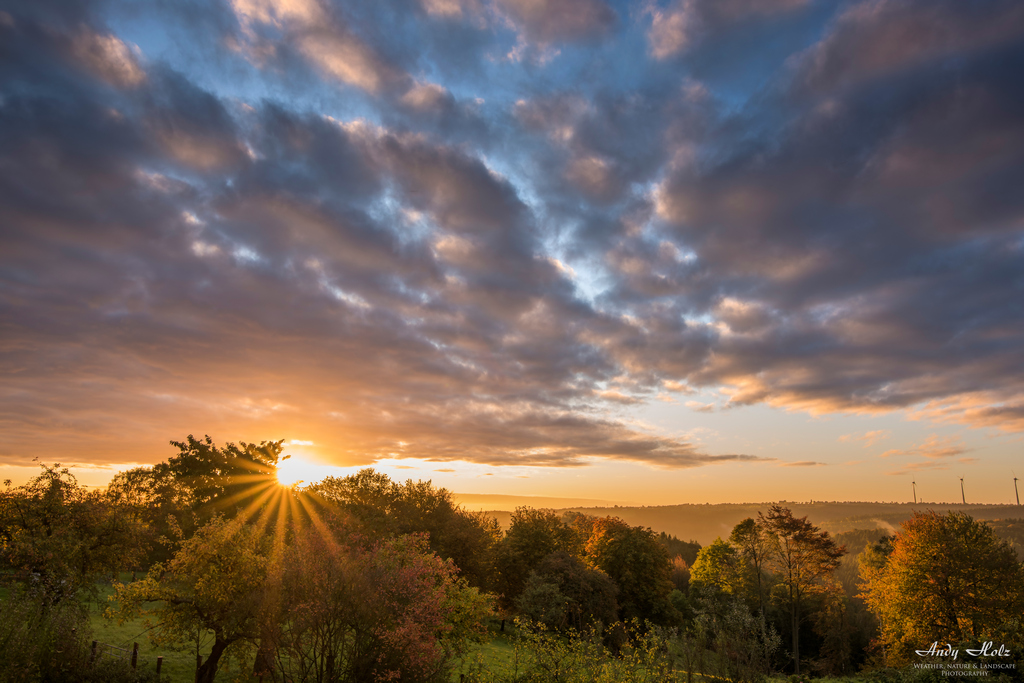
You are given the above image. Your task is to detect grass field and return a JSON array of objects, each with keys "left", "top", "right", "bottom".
[{"left": 85, "top": 578, "right": 215, "bottom": 683}]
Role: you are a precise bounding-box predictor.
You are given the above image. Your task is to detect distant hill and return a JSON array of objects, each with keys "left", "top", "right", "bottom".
[
  {"left": 477, "top": 501, "right": 1024, "bottom": 546},
  {"left": 451, "top": 492, "right": 624, "bottom": 511}
]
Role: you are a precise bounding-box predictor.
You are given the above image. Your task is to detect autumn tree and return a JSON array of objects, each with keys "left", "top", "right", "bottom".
[
  {"left": 859, "top": 511, "right": 1024, "bottom": 666},
  {"left": 758, "top": 505, "right": 845, "bottom": 675},
  {"left": 272, "top": 524, "right": 491, "bottom": 683}
]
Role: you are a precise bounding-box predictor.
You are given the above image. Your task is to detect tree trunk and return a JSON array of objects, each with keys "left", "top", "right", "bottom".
[
  {"left": 252, "top": 621, "right": 279, "bottom": 681},
  {"left": 792, "top": 602, "right": 800, "bottom": 676},
  {"left": 197, "top": 637, "right": 231, "bottom": 683}
]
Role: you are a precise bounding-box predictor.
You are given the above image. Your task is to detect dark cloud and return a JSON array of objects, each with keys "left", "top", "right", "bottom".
[
  {"left": 497, "top": 0, "right": 617, "bottom": 44},
  {"left": 647, "top": 0, "right": 811, "bottom": 59},
  {"left": 793, "top": 0, "right": 1024, "bottom": 95},
  {"left": 2, "top": 0, "right": 1023, "bottom": 477}
]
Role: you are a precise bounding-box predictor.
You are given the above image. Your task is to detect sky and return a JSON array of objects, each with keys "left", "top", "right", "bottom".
[{"left": 1, "top": 0, "right": 1023, "bottom": 505}]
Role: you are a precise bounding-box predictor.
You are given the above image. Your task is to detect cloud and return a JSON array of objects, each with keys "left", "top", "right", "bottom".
[
  {"left": 792, "top": 0, "right": 1024, "bottom": 95},
  {"left": 2, "top": 0, "right": 1024, "bottom": 480},
  {"left": 496, "top": 0, "right": 616, "bottom": 45},
  {"left": 69, "top": 29, "right": 146, "bottom": 88},
  {"left": 839, "top": 430, "right": 890, "bottom": 447},
  {"left": 881, "top": 434, "right": 972, "bottom": 475},
  {"left": 778, "top": 461, "right": 827, "bottom": 467},
  {"left": 647, "top": 0, "right": 811, "bottom": 59},
  {"left": 880, "top": 434, "right": 969, "bottom": 460}
]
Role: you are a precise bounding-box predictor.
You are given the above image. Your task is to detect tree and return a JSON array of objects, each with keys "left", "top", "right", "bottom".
[
  {"left": 0, "top": 464, "right": 145, "bottom": 602},
  {"left": 859, "top": 511, "right": 1024, "bottom": 666},
  {"left": 729, "top": 518, "right": 773, "bottom": 615},
  {"left": 273, "top": 524, "right": 490, "bottom": 683},
  {"left": 515, "top": 551, "right": 618, "bottom": 632},
  {"left": 584, "top": 517, "right": 676, "bottom": 624},
  {"left": 112, "top": 515, "right": 270, "bottom": 683},
  {"left": 495, "top": 507, "right": 580, "bottom": 614},
  {"left": 657, "top": 532, "right": 701, "bottom": 567},
  {"left": 105, "top": 436, "right": 286, "bottom": 564},
  {"left": 689, "top": 538, "right": 742, "bottom": 595},
  {"left": 309, "top": 470, "right": 501, "bottom": 590},
  {"left": 758, "top": 505, "right": 845, "bottom": 675}
]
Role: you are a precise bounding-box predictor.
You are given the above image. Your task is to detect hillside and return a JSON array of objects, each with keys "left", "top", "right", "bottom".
[{"left": 479, "top": 501, "right": 1024, "bottom": 546}]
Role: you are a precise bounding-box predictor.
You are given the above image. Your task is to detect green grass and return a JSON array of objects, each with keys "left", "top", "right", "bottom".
[
  {"left": 453, "top": 631, "right": 521, "bottom": 681},
  {"left": 85, "top": 577, "right": 213, "bottom": 683}
]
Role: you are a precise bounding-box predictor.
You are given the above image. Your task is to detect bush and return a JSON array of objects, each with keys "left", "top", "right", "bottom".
[{"left": 0, "top": 587, "right": 164, "bottom": 683}]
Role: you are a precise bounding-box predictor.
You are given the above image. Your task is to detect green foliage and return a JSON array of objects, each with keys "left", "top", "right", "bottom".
[
  {"left": 309, "top": 469, "right": 502, "bottom": 590},
  {"left": 0, "top": 587, "right": 163, "bottom": 683},
  {"left": 496, "top": 508, "right": 581, "bottom": 613},
  {"left": 584, "top": 517, "right": 676, "bottom": 625},
  {"left": 516, "top": 551, "right": 619, "bottom": 632},
  {"left": 0, "top": 464, "right": 147, "bottom": 602},
  {"left": 690, "top": 538, "right": 741, "bottom": 595},
  {"left": 463, "top": 618, "right": 677, "bottom": 683},
  {"left": 106, "top": 436, "right": 286, "bottom": 566},
  {"left": 672, "top": 586, "right": 781, "bottom": 683},
  {"left": 111, "top": 515, "right": 270, "bottom": 683}
]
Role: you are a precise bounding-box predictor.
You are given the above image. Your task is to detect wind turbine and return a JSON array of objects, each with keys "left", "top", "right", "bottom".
[
  {"left": 960, "top": 477, "right": 965, "bottom": 505},
  {"left": 912, "top": 481, "right": 917, "bottom": 505},
  {"left": 1014, "top": 472, "right": 1020, "bottom": 506}
]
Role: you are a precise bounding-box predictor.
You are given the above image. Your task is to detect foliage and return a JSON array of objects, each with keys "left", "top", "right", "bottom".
[
  {"left": 0, "top": 464, "right": 146, "bottom": 602},
  {"left": 730, "top": 518, "right": 775, "bottom": 615},
  {"left": 463, "top": 618, "right": 676, "bottom": 683},
  {"left": 671, "top": 586, "right": 781, "bottom": 683},
  {"left": 859, "top": 511, "right": 1024, "bottom": 667},
  {"left": 111, "top": 515, "right": 270, "bottom": 683},
  {"left": 0, "top": 586, "right": 162, "bottom": 683},
  {"left": 309, "top": 469, "right": 502, "bottom": 590},
  {"left": 515, "top": 551, "right": 618, "bottom": 632},
  {"left": 584, "top": 517, "right": 676, "bottom": 624},
  {"left": 668, "top": 556, "right": 690, "bottom": 593},
  {"left": 690, "top": 538, "right": 742, "bottom": 595},
  {"left": 271, "top": 524, "right": 491, "bottom": 683},
  {"left": 495, "top": 507, "right": 581, "bottom": 613},
  {"left": 106, "top": 436, "right": 285, "bottom": 564},
  {"left": 656, "top": 532, "right": 701, "bottom": 567},
  {"left": 758, "top": 505, "right": 846, "bottom": 676}
]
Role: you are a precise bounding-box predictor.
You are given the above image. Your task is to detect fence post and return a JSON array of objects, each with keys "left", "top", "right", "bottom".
[
  {"left": 131, "top": 642, "right": 138, "bottom": 669},
  {"left": 89, "top": 641, "right": 97, "bottom": 665},
  {"left": 156, "top": 656, "right": 163, "bottom": 675}
]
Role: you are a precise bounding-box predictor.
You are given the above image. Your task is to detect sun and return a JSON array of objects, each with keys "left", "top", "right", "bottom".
[{"left": 276, "top": 455, "right": 318, "bottom": 487}]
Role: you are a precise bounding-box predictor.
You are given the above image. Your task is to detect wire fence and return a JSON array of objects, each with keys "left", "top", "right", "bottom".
[{"left": 89, "top": 639, "right": 166, "bottom": 676}]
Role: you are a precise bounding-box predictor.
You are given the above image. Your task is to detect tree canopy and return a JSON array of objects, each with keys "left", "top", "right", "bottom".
[{"left": 859, "top": 511, "right": 1024, "bottom": 666}]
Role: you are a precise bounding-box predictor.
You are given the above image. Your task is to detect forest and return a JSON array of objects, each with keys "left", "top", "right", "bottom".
[{"left": 2, "top": 436, "right": 1023, "bottom": 683}]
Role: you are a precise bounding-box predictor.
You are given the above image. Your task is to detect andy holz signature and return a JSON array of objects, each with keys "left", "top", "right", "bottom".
[{"left": 915, "top": 642, "right": 1013, "bottom": 660}]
